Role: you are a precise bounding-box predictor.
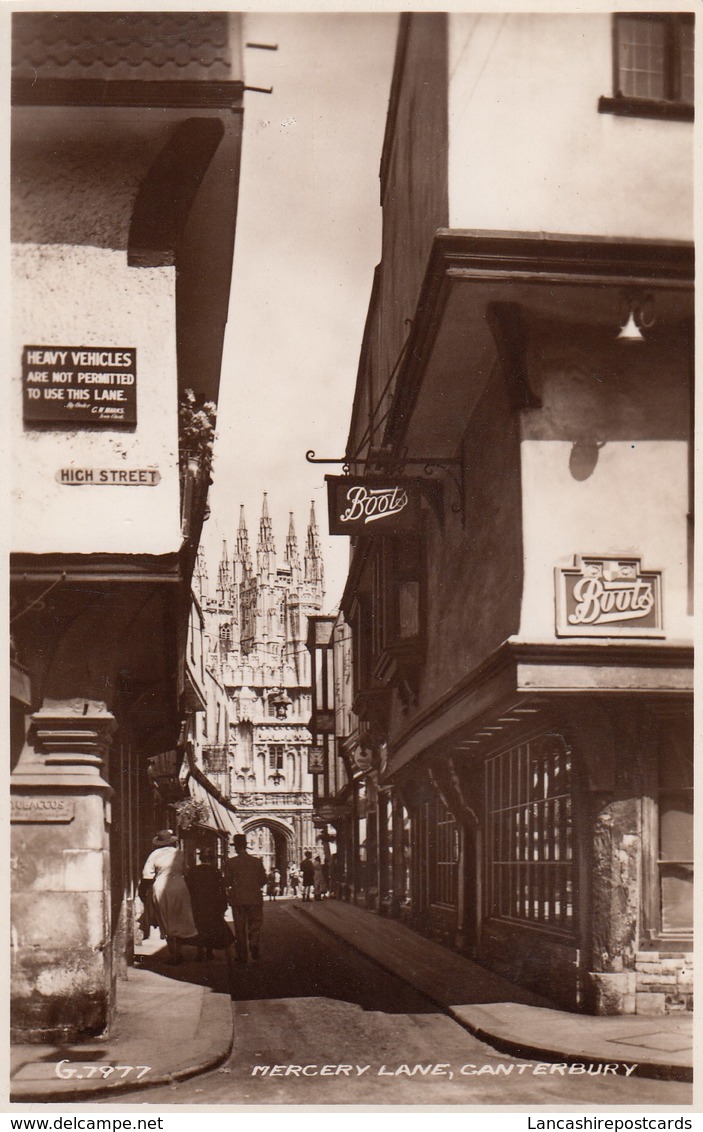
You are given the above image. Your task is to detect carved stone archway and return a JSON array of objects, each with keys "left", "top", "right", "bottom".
[{"left": 241, "top": 816, "right": 295, "bottom": 882}]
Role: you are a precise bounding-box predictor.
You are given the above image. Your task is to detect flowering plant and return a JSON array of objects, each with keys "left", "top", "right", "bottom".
[
  {"left": 178, "top": 389, "right": 217, "bottom": 478},
  {"left": 172, "top": 798, "right": 208, "bottom": 830}
]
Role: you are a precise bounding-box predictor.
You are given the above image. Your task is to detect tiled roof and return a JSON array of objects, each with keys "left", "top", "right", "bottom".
[{"left": 12, "top": 12, "right": 237, "bottom": 82}]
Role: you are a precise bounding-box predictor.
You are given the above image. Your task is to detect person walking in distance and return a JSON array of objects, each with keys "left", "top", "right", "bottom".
[
  {"left": 300, "top": 851, "right": 315, "bottom": 901},
  {"left": 225, "top": 834, "right": 267, "bottom": 963},
  {"left": 266, "top": 868, "right": 277, "bottom": 901},
  {"left": 313, "top": 855, "right": 328, "bottom": 901}
]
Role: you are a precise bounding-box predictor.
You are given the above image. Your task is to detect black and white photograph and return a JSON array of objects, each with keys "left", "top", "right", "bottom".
[{"left": 7, "top": 1, "right": 696, "bottom": 1118}]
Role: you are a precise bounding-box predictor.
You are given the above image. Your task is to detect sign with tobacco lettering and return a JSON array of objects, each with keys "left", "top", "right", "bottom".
[
  {"left": 326, "top": 475, "right": 421, "bottom": 536},
  {"left": 22, "top": 346, "right": 137, "bottom": 426},
  {"left": 11, "top": 796, "right": 75, "bottom": 823},
  {"left": 555, "top": 556, "right": 663, "bottom": 638}
]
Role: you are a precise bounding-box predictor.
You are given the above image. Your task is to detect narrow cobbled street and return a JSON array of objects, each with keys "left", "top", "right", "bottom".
[{"left": 110, "top": 902, "right": 691, "bottom": 1107}]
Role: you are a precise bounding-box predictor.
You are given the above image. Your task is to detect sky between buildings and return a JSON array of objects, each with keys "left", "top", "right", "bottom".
[{"left": 202, "top": 12, "right": 399, "bottom": 614}]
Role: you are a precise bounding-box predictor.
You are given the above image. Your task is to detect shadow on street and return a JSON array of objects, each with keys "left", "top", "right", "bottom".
[{"left": 136, "top": 899, "right": 439, "bottom": 1015}]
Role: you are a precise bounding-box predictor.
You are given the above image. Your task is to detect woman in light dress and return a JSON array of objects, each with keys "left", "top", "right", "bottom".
[
  {"left": 312, "top": 856, "right": 328, "bottom": 901},
  {"left": 141, "top": 829, "right": 198, "bottom": 964}
]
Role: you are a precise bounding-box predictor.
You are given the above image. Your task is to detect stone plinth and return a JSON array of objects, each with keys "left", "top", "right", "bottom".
[{"left": 11, "top": 701, "right": 115, "bottom": 1043}]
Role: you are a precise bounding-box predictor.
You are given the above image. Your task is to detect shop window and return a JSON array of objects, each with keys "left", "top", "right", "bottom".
[
  {"left": 381, "top": 533, "right": 423, "bottom": 649},
  {"left": 600, "top": 13, "right": 694, "bottom": 121},
  {"left": 415, "top": 795, "right": 459, "bottom": 911},
  {"left": 485, "top": 735, "right": 574, "bottom": 935},
  {"left": 398, "top": 580, "right": 420, "bottom": 639},
  {"left": 656, "top": 730, "right": 692, "bottom": 937},
  {"left": 433, "top": 799, "right": 459, "bottom": 909},
  {"left": 373, "top": 534, "right": 425, "bottom": 699},
  {"left": 350, "top": 594, "right": 373, "bottom": 696}
]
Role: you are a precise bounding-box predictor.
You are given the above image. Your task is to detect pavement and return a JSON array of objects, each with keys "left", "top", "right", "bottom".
[
  {"left": 9, "top": 936, "right": 235, "bottom": 1104},
  {"left": 295, "top": 900, "right": 693, "bottom": 1085},
  {"left": 9, "top": 899, "right": 693, "bottom": 1103}
]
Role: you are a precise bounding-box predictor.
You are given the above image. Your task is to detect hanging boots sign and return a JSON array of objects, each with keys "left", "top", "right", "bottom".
[{"left": 326, "top": 475, "right": 424, "bottom": 535}]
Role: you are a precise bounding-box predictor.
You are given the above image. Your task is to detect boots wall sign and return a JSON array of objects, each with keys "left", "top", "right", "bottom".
[{"left": 555, "top": 555, "right": 663, "bottom": 637}]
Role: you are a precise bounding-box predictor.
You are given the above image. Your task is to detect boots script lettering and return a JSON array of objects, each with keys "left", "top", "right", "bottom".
[
  {"left": 340, "top": 485, "right": 408, "bottom": 525},
  {"left": 568, "top": 576, "right": 654, "bottom": 626}
]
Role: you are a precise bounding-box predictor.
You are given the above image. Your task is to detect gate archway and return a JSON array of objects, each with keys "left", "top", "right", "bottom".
[{"left": 241, "top": 817, "right": 294, "bottom": 883}]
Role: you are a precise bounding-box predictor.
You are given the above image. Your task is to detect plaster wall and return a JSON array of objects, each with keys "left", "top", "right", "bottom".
[
  {"left": 518, "top": 328, "right": 691, "bottom": 642},
  {"left": 11, "top": 108, "right": 158, "bottom": 249},
  {"left": 447, "top": 14, "right": 693, "bottom": 241},
  {"left": 520, "top": 440, "right": 688, "bottom": 641},
  {"left": 12, "top": 244, "right": 181, "bottom": 554}
]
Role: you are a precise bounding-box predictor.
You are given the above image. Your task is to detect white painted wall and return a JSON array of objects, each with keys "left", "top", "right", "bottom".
[
  {"left": 12, "top": 244, "right": 181, "bottom": 555},
  {"left": 519, "top": 440, "right": 690, "bottom": 641},
  {"left": 447, "top": 14, "right": 693, "bottom": 241}
]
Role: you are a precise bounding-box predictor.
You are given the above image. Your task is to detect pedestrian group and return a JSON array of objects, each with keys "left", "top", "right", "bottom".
[{"left": 140, "top": 830, "right": 332, "bottom": 965}]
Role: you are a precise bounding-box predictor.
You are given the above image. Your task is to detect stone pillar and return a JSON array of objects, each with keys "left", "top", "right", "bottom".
[
  {"left": 365, "top": 777, "right": 379, "bottom": 909},
  {"left": 11, "top": 700, "right": 115, "bottom": 1043},
  {"left": 390, "top": 794, "right": 406, "bottom": 915},
  {"left": 587, "top": 794, "right": 640, "bottom": 1014},
  {"left": 377, "top": 791, "right": 391, "bottom": 911},
  {"left": 559, "top": 700, "right": 642, "bottom": 1015},
  {"left": 352, "top": 781, "right": 363, "bottom": 904},
  {"left": 454, "top": 825, "right": 467, "bottom": 951},
  {"left": 335, "top": 815, "right": 353, "bottom": 898}
]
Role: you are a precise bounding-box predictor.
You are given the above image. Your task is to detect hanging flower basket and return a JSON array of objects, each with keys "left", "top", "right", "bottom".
[{"left": 172, "top": 798, "right": 209, "bottom": 831}]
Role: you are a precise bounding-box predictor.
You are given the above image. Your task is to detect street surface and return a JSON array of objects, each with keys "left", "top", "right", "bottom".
[{"left": 113, "top": 901, "right": 691, "bottom": 1107}]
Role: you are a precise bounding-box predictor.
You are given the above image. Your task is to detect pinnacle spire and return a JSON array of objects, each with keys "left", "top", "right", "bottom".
[
  {"left": 233, "top": 505, "right": 252, "bottom": 585},
  {"left": 257, "top": 492, "right": 276, "bottom": 574},
  {"left": 285, "top": 511, "right": 300, "bottom": 564},
  {"left": 217, "top": 538, "right": 231, "bottom": 602},
  {"left": 304, "top": 500, "right": 324, "bottom": 589},
  {"left": 194, "top": 544, "right": 209, "bottom": 600}
]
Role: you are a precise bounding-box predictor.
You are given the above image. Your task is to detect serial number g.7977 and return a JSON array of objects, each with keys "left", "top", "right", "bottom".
[{"left": 55, "top": 1060, "right": 152, "bottom": 1081}]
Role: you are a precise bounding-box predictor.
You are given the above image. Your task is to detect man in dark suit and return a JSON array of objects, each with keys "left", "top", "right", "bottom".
[{"left": 225, "top": 834, "right": 267, "bottom": 962}]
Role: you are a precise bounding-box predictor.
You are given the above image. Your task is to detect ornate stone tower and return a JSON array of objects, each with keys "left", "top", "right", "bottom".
[{"left": 202, "top": 496, "right": 325, "bottom": 876}]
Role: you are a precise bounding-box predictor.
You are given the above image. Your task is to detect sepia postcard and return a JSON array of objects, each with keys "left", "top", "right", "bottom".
[{"left": 7, "top": 0, "right": 697, "bottom": 1120}]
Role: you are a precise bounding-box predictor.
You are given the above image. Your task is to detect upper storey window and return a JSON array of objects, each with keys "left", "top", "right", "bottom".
[{"left": 599, "top": 13, "right": 694, "bottom": 122}]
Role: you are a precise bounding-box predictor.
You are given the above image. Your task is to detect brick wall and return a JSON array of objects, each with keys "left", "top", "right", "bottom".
[{"left": 635, "top": 952, "right": 693, "bottom": 1015}]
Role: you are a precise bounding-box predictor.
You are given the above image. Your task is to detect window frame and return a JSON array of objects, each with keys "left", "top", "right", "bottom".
[
  {"left": 268, "top": 744, "right": 285, "bottom": 772},
  {"left": 640, "top": 712, "right": 693, "bottom": 949},
  {"left": 413, "top": 794, "right": 459, "bottom": 914},
  {"left": 431, "top": 796, "right": 459, "bottom": 911},
  {"left": 599, "top": 12, "right": 694, "bottom": 123},
  {"left": 484, "top": 733, "right": 576, "bottom": 939}
]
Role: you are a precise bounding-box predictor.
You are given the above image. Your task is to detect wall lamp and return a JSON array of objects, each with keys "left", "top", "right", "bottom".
[{"left": 617, "top": 290, "right": 654, "bottom": 343}]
